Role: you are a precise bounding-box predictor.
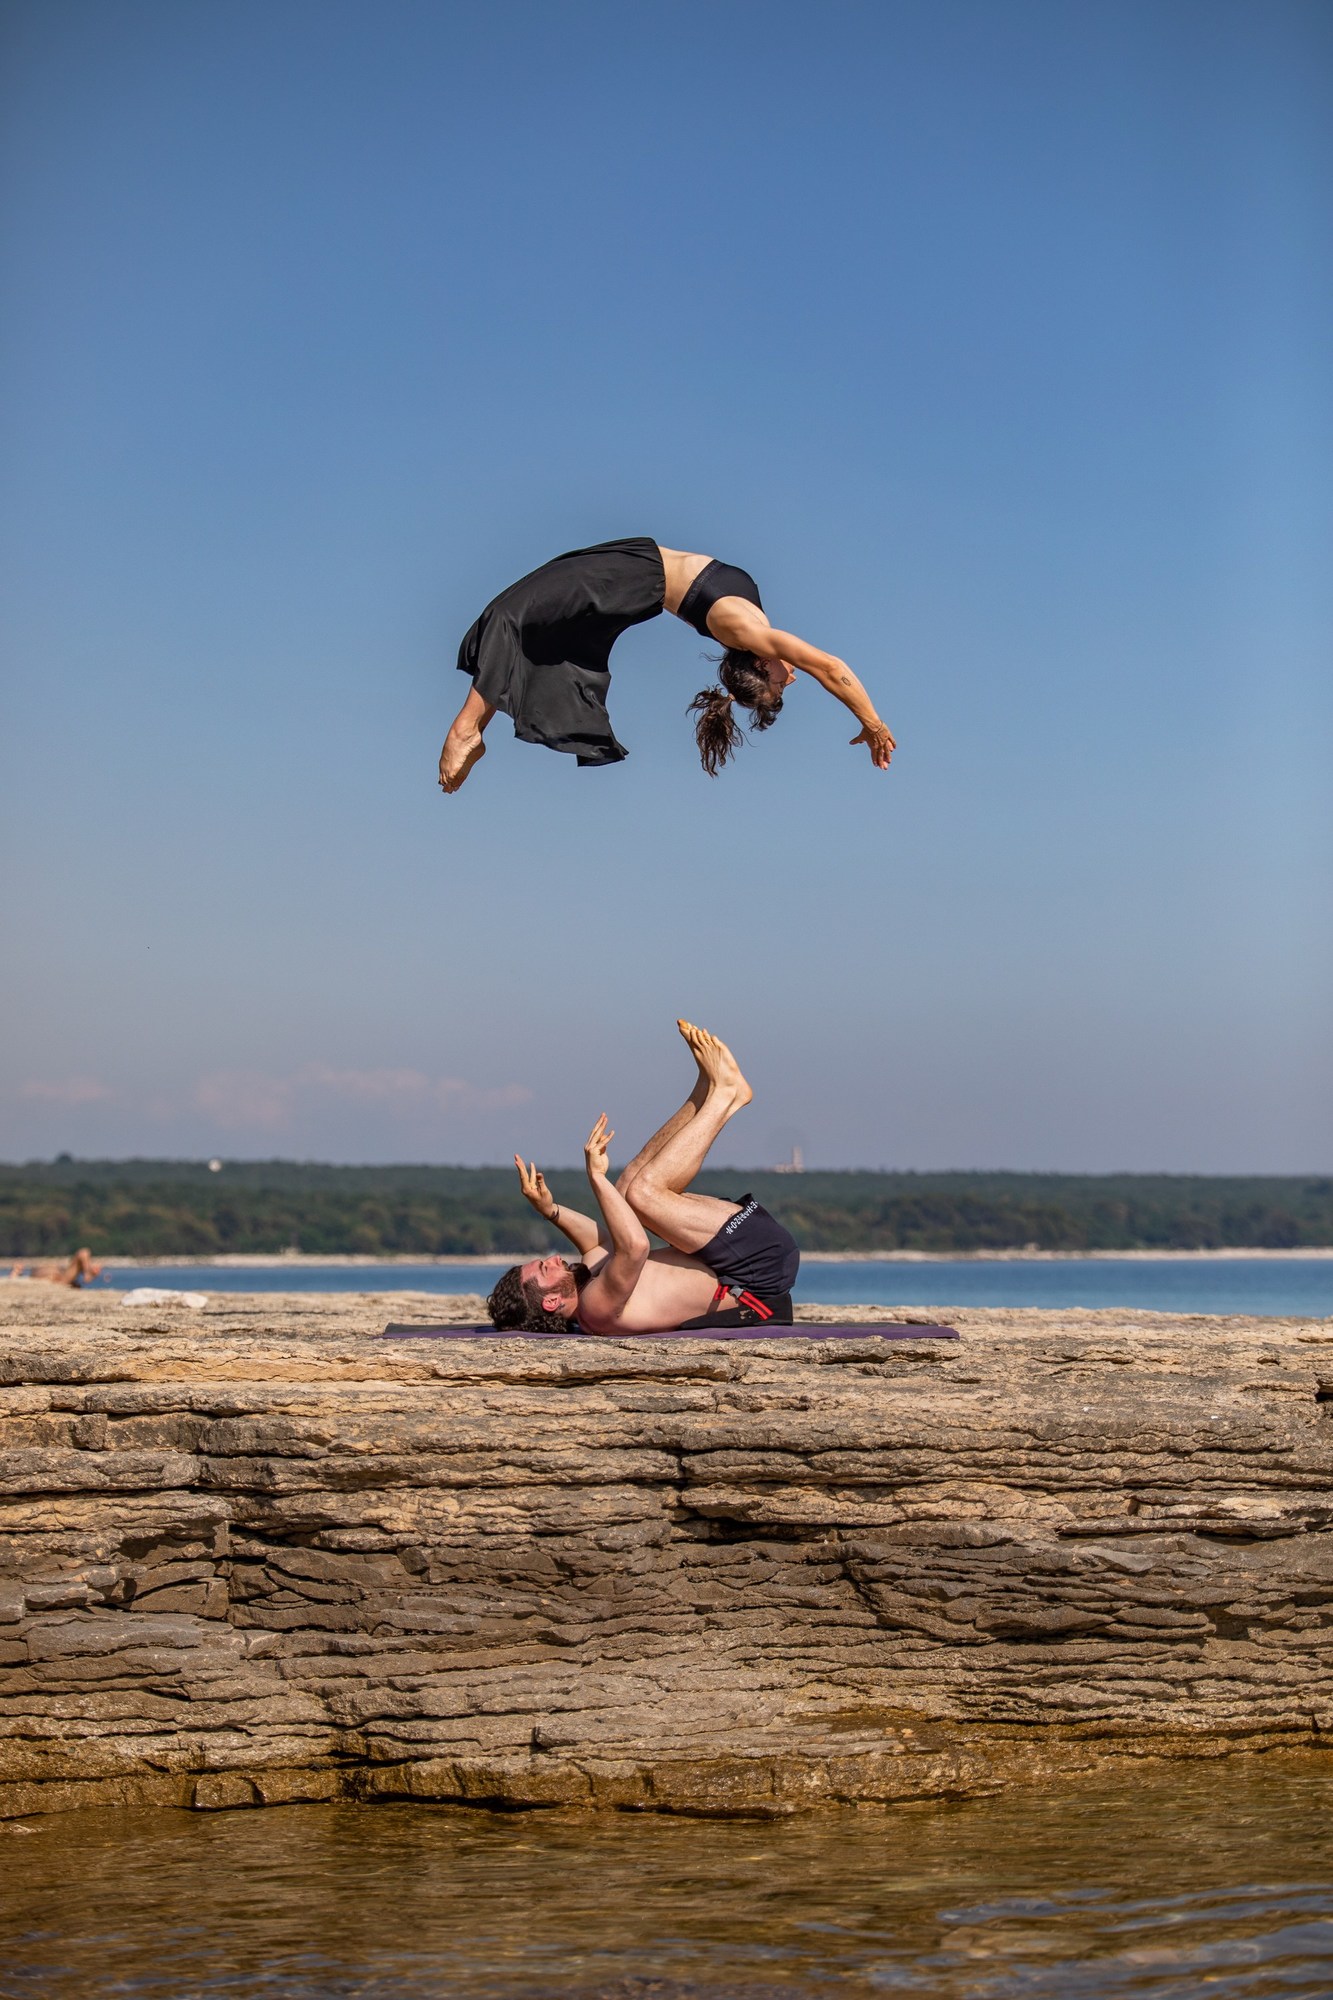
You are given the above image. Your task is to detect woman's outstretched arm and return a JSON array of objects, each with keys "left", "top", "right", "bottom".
[
  {"left": 770, "top": 630, "right": 896, "bottom": 768},
  {"left": 709, "top": 602, "right": 896, "bottom": 769}
]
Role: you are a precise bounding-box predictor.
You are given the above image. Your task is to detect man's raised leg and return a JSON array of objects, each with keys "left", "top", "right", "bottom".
[
  {"left": 616, "top": 1019, "right": 711, "bottom": 1204},
  {"left": 623, "top": 1024, "right": 753, "bottom": 1255}
]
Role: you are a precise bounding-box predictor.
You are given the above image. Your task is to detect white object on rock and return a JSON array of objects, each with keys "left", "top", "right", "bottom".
[{"left": 120, "top": 1288, "right": 209, "bottom": 1308}]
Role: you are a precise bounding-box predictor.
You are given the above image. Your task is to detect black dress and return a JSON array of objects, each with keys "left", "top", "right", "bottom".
[{"left": 456, "top": 537, "right": 667, "bottom": 767}]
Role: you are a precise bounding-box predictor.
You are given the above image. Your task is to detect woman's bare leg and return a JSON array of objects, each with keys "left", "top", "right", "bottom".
[
  {"left": 439, "top": 686, "right": 497, "bottom": 794},
  {"left": 624, "top": 1026, "right": 754, "bottom": 1254}
]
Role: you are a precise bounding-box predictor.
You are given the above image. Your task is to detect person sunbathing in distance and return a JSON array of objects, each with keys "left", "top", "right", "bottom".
[
  {"left": 440, "top": 539, "right": 894, "bottom": 790},
  {"left": 8, "top": 1247, "right": 103, "bottom": 1287},
  {"left": 487, "top": 1023, "right": 800, "bottom": 1336}
]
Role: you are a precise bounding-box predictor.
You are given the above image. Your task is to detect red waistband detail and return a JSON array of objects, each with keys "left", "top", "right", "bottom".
[{"left": 709, "top": 1284, "right": 774, "bottom": 1322}]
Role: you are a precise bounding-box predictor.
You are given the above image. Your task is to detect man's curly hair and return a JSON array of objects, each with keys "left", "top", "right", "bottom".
[{"left": 486, "top": 1264, "right": 577, "bottom": 1335}]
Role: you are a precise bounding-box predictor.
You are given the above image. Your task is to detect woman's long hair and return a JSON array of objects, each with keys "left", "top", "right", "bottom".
[{"left": 688, "top": 649, "right": 782, "bottom": 777}]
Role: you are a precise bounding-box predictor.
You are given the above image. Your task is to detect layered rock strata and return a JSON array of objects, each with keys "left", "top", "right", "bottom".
[{"left": 3, "top": 1284, "right": 1332, "bottom": 1818}]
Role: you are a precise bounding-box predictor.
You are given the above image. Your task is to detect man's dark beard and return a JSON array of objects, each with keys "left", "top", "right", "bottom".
[{"left": 572, "top": 1262, "right": 592, "bottom": 1295}]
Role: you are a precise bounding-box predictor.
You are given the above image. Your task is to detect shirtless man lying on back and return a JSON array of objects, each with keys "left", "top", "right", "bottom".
[
  {"left": 8, "top": 1248, "right": 103, "bottom": 1288},
  {"left": 486, "top": 1022, "right": 800, "bottom": 1336}
]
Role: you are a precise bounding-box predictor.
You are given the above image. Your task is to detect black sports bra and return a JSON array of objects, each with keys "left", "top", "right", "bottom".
[{"left": 676, "top": 559, "right": 764, "bottom": 638}]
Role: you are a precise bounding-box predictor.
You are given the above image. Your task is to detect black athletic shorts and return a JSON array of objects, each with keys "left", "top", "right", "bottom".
[{"left": 677, "top": 1195, "right": 800, "bottom": 1327}]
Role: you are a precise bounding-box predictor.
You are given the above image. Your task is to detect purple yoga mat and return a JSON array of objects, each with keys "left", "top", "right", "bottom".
[{"left": 380, "top": 1322, "right": 960, "bottom": 1342}]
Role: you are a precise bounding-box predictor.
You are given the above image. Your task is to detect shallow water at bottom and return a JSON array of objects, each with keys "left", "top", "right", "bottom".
[{"left": 4, "top": 1757, "right": 1333, "bottom": 1998}]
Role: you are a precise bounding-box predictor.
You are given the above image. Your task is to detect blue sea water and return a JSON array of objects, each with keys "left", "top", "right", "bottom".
[{"left": 101, "top": 1256, "right": 1333, "bottom": 1318}]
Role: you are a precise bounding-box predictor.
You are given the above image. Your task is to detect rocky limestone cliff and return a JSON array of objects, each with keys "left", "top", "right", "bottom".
[{"left": 3, "top": 1284, "right": 1332, "bottom": 1818}]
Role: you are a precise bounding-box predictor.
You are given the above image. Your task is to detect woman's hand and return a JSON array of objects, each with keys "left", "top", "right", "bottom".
[
  {"left": 850, "top": 721, "right": 896, "bottom": 770},
  {"left": 584, "top": 1114, "right": 614, "bottom": 1178},
  {"left": 514, "top": 1155, "right": 556, "bottom": 1218}
]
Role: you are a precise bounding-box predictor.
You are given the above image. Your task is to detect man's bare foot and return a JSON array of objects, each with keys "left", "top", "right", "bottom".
[
  {"left": 439, "top": 731, "right": 486, "bottom": 794},
  {"left": 677, "top": 1018, "right": 714, "bottom": 1092},
  {"left": 705, "top": 1028, "right": 753, "bottom": 1108},
  {"left": 676, "top": 1020, "right": 753, "bottom": 1108}
]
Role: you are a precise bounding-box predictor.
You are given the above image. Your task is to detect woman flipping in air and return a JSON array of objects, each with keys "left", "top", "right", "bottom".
[{"left": 438, "top": 537, "right": 895, "bottom": 790}]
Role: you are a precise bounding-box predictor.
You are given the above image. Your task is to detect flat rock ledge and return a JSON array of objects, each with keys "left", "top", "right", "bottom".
[{"left": 3, "top": 1285, "right": 1333, "bottom": 1819}]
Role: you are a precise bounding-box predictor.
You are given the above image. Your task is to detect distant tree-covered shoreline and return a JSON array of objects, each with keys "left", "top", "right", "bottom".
[{"left": 2, "top": 1159, "right": 1331, "bottom": 1258}]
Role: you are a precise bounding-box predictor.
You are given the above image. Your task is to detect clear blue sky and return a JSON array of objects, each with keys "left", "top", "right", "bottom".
[{"left": 2, "top": 0, "right": 1329, "bottom": 1171}]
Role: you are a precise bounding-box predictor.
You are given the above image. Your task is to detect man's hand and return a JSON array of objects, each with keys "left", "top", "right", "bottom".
[
  {"left": 514, "top": 1155, "right": 556, "bottom": 1219},
  {"left": 584, "top": 1113, "right": 614, "bottom": 1178},
  {"left": 850, "top": 721, "right": 896, "bottom": 770}
]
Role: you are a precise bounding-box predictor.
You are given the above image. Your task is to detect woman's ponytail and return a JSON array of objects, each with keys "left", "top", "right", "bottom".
[
  {"left": 689, "top": 686, "right": 743, "bottom": 777},
  {"left": 687, "top": 648, "right": 784, "bottom": 776}
]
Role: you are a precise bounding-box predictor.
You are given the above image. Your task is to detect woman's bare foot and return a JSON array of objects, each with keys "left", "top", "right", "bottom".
[
  {"left": 439, "top": 729, "right": 487, "bottom": 794},
  {"left": 676, "top": 1020, "right": 753, "bottom": 1108}
]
